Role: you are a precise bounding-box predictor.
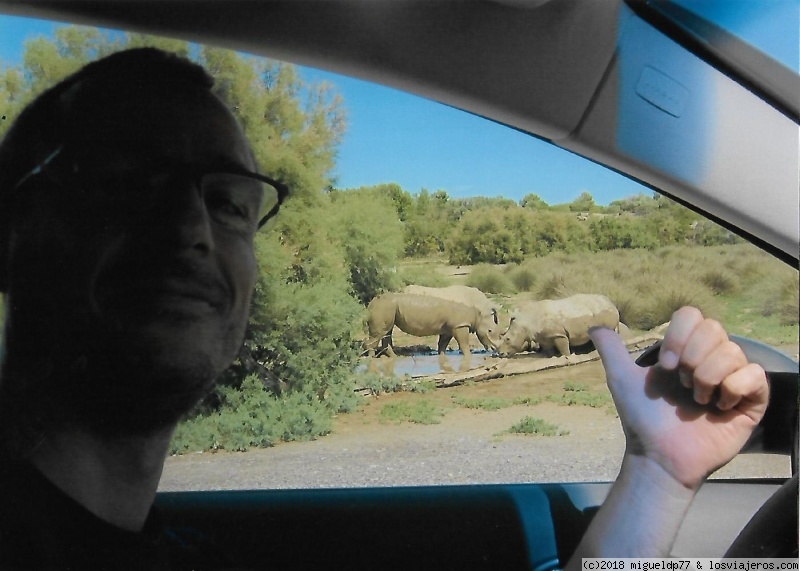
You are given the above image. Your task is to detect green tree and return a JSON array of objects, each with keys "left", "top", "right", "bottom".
[
  {"left": 607, "top": 193, "right": 659, "bottom": 216},
  {"left": 328, "top": 189, "right": 404, "bottom": 304},
  {"left": 568, "top": 191, "right": 597, "bottom": 213},
  {"left": 590, "top": 215, "right": 659, "bottom": 250},
  {"left": 447, "top": 207, "right": 527, "bottom": 264},
  {"left": 520, "top": 193, "right": 549, "bottom": 210},
  {"left": 402, "top": 188, "right": 455, "bottom": 257}
]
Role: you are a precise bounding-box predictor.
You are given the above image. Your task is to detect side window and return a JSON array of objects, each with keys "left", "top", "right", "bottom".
[
  {"left": 2, "top": 17, "right": 796, "bottom": 491},
  {"left": 165, "top": 52, "right": 799, "bottom": 490}
]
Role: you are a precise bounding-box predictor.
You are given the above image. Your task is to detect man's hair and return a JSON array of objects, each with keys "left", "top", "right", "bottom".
[
  {"left": 0, "top": 48, "right": 216, "bottom": 458},
  {"left": 0, "top": 47, "right": 214, "bottom": 200}
]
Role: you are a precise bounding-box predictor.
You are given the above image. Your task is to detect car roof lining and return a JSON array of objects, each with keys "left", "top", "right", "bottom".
[{"left": 0, "top": 0, "right": 619, "bottom": 142}]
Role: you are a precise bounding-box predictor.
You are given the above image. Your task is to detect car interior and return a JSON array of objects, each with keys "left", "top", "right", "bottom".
[{"left": 0, "top": 1, "right": 797, "bottom": 569}]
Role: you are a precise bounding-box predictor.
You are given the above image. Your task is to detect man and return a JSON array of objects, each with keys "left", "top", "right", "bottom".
[
  {"left": 0, "top": 48, "right": 773, "bottom": 567},
  {"left": 0, "top": 47, "right": 285, "bottom": 568}
]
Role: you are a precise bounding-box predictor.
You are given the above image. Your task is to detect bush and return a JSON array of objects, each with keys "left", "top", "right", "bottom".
[
  {"left": 504, "top": 416, "right": 567, "bottom": 436},
  {"left": 701, "top": 269, "right": 739, "bottom": 295},
  {"left": 379, "top": 400, "right": 444, "bottom": 424},
  {"left": 507, "top": 264, "right": 537, "bottom": 292},
  {"left": 535, "top": 273, "right": 573, "bottom": 300},
  {"left": 466, "top": 264, "right": 514, "bottom": 294},
  {"left": 762, "top": 272, "right": 800, "bottom": 326},
  {"left": 170, "top": 376, "right": 337, "bottom": 454},
  {"left": 397, "top": 264, "right": 449, "bottom": 288},
  {"left": 327, "top": 190, "right": 404, "bottom": 304}
]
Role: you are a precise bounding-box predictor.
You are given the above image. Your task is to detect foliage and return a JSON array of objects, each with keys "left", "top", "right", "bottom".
[
  {"left": 466, "top": 264, "right": 514, "bottom": 294},
  {"left": 568, "top": 191, "right": 597, "bottom": 213},
  {"left": 546, "top": 383, "right": 615, "bottom": 414},
  {"left": 505, "top": 264, "right": 537, "bottom": 292},
  {"left": 244, "top": 228, "right": 364, "bottom": 399},
  {"left": 447, "top": 207, "right": 528, "bottom": 264},
  {"left": 379, "top": 400, "right": 444, "bottom": 424},
  {"left": 402, "top": 189, "right": 456, "bottom": 257},
  {"left": 327, "top": 188, "right": 404, "bottom": 304},
  {"left": 503, "top": 416, "right": 568, "bottom": 436},
  {"left": 357, "top": 371, "right": 406, "bottom": 396},
  {"left": 519, "top": 193, "right": 549, "bottom": 210},
  {"left": 170, "top": 376, "right": 336, "bottom": 454},
  {"left": 396, "top": 263, "right": 449, "bottom": 288},
  {"left": 590, "top": 215, "right": 659, "bottom": 251},
  {"left": 451, "top": 396, "right": 514, "bottom": 411}
]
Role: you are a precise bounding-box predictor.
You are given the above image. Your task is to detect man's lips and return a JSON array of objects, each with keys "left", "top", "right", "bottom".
[{"left": 142, "top": 277, "right": 225, "bottom": 306}]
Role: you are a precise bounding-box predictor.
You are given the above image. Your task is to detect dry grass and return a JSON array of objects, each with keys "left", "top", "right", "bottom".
[{"left": 407, "top": 244, "right": 798, "bottom": 337}]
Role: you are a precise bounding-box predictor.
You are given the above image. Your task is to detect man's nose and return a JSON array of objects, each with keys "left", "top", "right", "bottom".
[{"left": 160, "top": 182, "right": 214, "bottom": 253}]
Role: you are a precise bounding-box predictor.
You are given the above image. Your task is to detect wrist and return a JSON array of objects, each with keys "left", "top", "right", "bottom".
[{"left": 619, "top": 452, "right": 700, "bottom": 500}]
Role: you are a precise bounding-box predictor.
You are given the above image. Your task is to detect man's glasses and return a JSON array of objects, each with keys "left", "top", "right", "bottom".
[{"left": 12, "top": 146, "right": 289, "bottom": 231}]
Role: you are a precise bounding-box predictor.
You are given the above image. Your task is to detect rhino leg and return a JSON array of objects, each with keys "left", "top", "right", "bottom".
[
  {"left": 365, "top": 331, "right": 396, "bottom": 360},
  {"left": 380, "top": 333, "right": 396, "bottom": 358},
  {"left": 437, "top": 333, "right": 455, "bottom": 373},
  {"left": 452, "top": 327, "right": 472, "bottom": 372},
  {"left": 553, "top": 336, "right": 571, "bottom": 359}
]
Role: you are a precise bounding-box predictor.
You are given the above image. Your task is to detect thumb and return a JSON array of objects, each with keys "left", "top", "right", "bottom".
[{"left": 589, "top": 326, "right": 637, "bottom": 383}]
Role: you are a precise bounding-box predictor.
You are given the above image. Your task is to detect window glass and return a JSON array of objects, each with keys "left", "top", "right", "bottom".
[
  {"left": 1, "top": 16, "right": 796, "bottom": 492},
  {"left": 670, "top": 0, "right": 799, "bottom": 71}
]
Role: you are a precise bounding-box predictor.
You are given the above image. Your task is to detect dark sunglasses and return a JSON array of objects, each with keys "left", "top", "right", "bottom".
[{"left": 12, "top": 146, "right": 289, "bottom": 230}]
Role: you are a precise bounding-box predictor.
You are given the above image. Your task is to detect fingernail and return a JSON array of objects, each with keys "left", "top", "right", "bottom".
[{"left": 660, "top": 350, "right": 679, "bottom": 370}]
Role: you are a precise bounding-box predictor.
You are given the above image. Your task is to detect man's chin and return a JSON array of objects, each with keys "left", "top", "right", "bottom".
[
  {"left": 54, "top": 342, "right": 224, "bottom": 437},
  {"left": 71, "top": 371, "right": 218, "bottom": 438}
]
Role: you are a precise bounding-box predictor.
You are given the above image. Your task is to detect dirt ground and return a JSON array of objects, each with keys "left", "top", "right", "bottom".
[{"left": 159, "top": 346, "right": 796, "bottom": 492}]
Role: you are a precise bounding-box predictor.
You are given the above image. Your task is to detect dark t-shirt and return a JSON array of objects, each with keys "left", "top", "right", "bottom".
[{"left": 0, "top": 461, "right": 171, "bottom": 570}]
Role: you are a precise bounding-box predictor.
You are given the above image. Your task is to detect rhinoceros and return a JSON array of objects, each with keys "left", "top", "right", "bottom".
[
  {"left": 402, "top": 285, "right": 501, "bottom": 350},
  {"left": 365, "top": 293, "right": 499, "bottom": 372},
  {"left": 497, "top": 293, "right": 620, "bottom": 358}
]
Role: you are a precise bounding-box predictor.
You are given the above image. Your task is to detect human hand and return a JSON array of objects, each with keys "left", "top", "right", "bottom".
[{"left": 590, "top": 307, "right": 769, "bottom": 490}]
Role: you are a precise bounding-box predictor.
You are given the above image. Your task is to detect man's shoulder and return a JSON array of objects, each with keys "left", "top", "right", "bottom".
[{"left": 0, "top": 460, "right": 172, "bottom": 570}]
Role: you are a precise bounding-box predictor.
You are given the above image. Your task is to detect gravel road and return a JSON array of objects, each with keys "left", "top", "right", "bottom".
[{"left": 159, "top": 357, "right": 792, "bottom": 492}]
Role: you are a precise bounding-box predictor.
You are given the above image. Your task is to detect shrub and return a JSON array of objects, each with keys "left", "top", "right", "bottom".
[
  {"left": 327, "top": 190, "right": 404, "bottom": 304},
  {"left": 637, "top": 282, "right": 721, "bottom": 330},
  {"left": 535, "top": 273, "right": 571, "bottom": 300},
  {"left": 762, "top": 272, "right": 800, "bottom": 326},
  {"left": 700, "top": 269, "right": 739, "bottom": 295},
  {"left": 451, "top": 396, "right": 513, "bottom": 410},
  {"left": 507, "top": 265, "right": 537, "bottom": 292},
  {"left": 357, "top": 371, "right": 405, "bottom": 396},
  {"left": 504, "top": 416, "right": 568, "bottom": 436},
  {"left": 170, "top": 376, "right": 337, "bottom": 454},
  {"left": 466, "top": 264, "right": 514, "bottom": 294},
  {"left": 397, "top": 264, "right": 449, "bottom": 288},
  {"left": 379, "top": 400, "right": 444, "bottom": 424},
  {"left": 547, "top": 388, "right": 613, "bottom": 410}
]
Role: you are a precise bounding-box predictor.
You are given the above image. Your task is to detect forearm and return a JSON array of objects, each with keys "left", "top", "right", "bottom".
[{"left": 564, "top": 454, "right": 698, "bottom": 570}]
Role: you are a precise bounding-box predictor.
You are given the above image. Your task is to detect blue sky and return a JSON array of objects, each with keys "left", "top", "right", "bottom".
[{"left": 2, "top": 5, "right": 797, "bottom": 206}]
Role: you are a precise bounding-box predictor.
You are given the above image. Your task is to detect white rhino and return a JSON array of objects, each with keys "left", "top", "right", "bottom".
[
  {"left": 402, "top": 285, "right": 500, "bottom": 350},
  {"left": 365, "top": 293, "right": 499, "bottom": 372},
  {"left": 497, "top": 293, "right": 620, "bottom": 358}
]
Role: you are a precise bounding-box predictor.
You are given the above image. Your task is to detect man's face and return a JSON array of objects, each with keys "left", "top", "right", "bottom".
[{"left": 4, "top": 86, "right": 261, "bottom": 434}]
